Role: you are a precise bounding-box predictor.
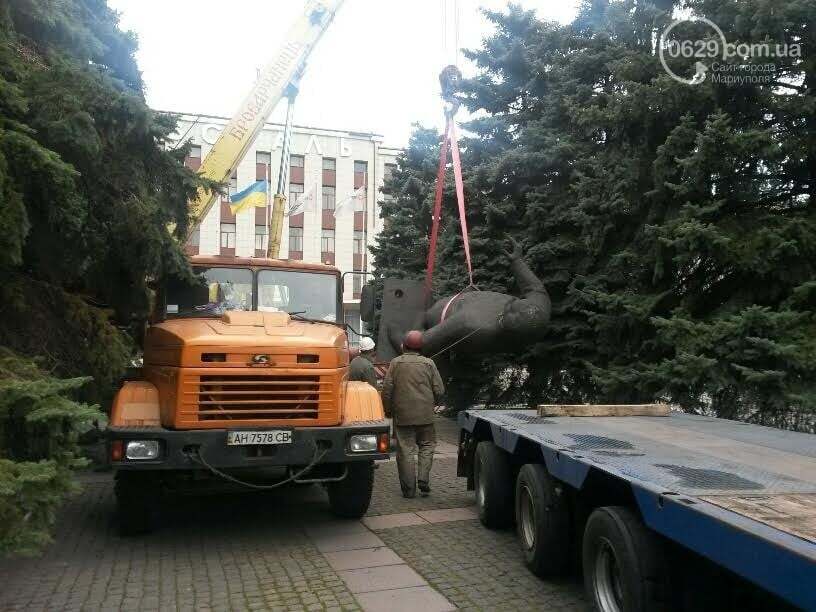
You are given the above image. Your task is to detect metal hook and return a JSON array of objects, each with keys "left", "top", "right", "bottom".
[{"left": 439, "top": 64, "right": 462, "bottom": 117}]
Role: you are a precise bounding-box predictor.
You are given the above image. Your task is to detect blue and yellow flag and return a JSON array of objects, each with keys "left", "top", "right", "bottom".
[{"left": 229, "top": 180, "right": 268, "bottom": 214}]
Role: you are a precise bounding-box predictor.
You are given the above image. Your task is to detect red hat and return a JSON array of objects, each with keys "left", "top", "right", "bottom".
[{"left": 403, "top": 330, "right": 424, "bottom": 351}]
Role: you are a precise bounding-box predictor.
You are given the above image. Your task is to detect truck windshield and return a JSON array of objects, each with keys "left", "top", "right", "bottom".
[
  {"left": 164, "top": 267, "right": 338, "bottom": 320},
  {"left": 258, "top": 270, "right": 337, "bottom": 321},
  {"left": 165, "top": 267, "right": 253, "bottom": 317}
]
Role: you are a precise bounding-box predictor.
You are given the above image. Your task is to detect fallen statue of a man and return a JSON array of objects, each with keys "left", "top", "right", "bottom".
[{"left": 417, "top": 238, "right": 551, "bottom": 356}]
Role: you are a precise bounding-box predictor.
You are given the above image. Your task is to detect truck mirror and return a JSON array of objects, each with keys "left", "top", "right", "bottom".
[{"left": 360, "top": 285, "right": 375, "bottom": 323}]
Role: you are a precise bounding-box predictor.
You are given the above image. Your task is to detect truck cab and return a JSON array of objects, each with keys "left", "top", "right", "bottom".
[{"left": 109, "top": 256, "right": 388, "bottom": 534}]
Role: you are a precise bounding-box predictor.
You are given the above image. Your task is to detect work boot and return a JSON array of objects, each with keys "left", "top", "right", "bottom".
[{"left": 418, "top": 481, "right": 431, "bottom": 497}]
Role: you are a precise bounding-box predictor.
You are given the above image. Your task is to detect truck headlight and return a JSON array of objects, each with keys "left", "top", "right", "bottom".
[
  {"left": 125, "top": 440, "right": 160, "bottom": 460},
  {"left": 349, "top": 434, "right": 378, "bottom": 452}
]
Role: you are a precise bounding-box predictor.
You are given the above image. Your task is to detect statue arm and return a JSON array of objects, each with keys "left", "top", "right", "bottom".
[
  {"left": 504, "top": 237, "right": 547, "bottom": 299},
  {"left": 510, "top": 257, "right": 546, "bottom": 296},
  {"left": 508, "top": 246, "right": 551, "bottom": 316}
]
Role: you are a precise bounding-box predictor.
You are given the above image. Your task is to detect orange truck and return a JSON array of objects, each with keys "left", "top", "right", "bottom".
[{"left": 108, "top": 256, "right": 388, "bottom": 533}]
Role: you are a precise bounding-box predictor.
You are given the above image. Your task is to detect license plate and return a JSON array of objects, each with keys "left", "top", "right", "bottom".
[{"left": 227, "top": 430, "right": 293, "bottom": 446}]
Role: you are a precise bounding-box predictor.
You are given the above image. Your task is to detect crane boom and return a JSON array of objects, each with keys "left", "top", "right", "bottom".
[{"left": 186, "top": 0, "right": 343, "bottom": 237}]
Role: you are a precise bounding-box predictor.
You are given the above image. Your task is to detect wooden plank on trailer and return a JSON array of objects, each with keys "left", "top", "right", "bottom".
[
  {"left": 700, "top": 494, "right": 816, "bottom": 543},
  {"left": 537, "top": 403, "right": 672, "bottom": 417}
]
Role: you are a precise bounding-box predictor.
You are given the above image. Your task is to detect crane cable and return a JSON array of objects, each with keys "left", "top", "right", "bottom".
[
  {"left": 454, "top": 0, "right": 460, "bottom": 67},
  {"left": 440, "top": 0, "right": 461, "bottom": 68},
  {"left": 425, "top": 0, "right": 471, "bottom": 301}
]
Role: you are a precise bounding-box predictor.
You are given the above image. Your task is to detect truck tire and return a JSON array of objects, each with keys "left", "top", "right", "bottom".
[
  {"left": 114, "top": 471, "right": 161, "bottom": 536},
  {"left": 327, "top": 461, "right": 374, "bottom": 518},
  {"left": 582, "top": 506, "right": 669, "bottom": 612},
  {"left": 515, "top": 463, "right": 571, "bottom": 576},
  {"left": 474, "top": 441, "right": 514, "bottom": 528}
]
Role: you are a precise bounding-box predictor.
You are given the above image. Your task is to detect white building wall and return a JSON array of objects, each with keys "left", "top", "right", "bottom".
[{"left": 171, "top": 114, "right": 400, "bottom": 309}]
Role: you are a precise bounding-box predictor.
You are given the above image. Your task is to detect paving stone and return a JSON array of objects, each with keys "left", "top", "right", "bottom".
[
  {"left": 312, "top": 531, "right": 386, "bottom": 553},
  {"left": 304, "top": 521, "right": 369, "bottom": 538},
  {"left": 354, "top": 585, "right": 455, "bottom": 612},
  {"left": 377, "top": 519, "right": 586, "bottom": 611},
  {"left": 323, "top": 547, "right": 405, "bottom": 571},
  {"left": 0, "top": 417, "right": 585, "bottom": 611},
  {"left": 337, "top": 564, "right": 427, "bottom": 594},
  {"left": 0, "top": 480, "right": 365, "bottom": 612},
  {"left": 367, "top": 457, "right": 474, "bottom": 516},
  {"left": 362, "top": 513, "right": 428, "bottom": 530},
  {"left": 416, "top": 506, "right": 479, "bottom": 523}
]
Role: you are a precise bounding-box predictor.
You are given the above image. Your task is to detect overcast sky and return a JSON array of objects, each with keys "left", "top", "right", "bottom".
[{"left": 108, "top": 0, "right": 578, "bottom": 147}]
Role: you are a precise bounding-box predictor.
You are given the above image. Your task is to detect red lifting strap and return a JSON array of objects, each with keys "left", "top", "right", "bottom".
[{"left": 424, "top": 115, "right": 473, "bottom": 301}]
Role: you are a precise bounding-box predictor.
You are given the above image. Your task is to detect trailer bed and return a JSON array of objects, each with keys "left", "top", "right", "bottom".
[{"left": 459, "top": 409, "right": 816, "bottom": 609}]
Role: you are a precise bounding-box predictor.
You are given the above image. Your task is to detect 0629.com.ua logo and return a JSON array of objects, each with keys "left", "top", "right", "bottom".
[{"left": 658, "top": 16, "right": 801, "bottom": 86}]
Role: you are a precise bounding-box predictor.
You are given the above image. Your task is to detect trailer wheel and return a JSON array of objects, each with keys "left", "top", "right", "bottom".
[
  {"left": 115, "top": 471, "right": 161, "bottom": 536},
  {"left": 474, "top": 441, "right": 514, "bottom": 528},
  {"left": 327, "top": 461, "right": 374, "bottom": 518},
  {"left": 515, "top": 463, "right": 571, "bottom": 576},
  {"left": 582, "top": 506, "right": 668, "bottom": 612}
]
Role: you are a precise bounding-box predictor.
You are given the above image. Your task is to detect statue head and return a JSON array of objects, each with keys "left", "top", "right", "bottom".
[{"left": 498, "top": 298, "right": 549, "bottom": 340}]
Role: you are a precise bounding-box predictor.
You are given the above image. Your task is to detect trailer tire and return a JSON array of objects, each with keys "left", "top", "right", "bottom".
[
  {"left": 582, "top": 506, "right": 668, "bottom": 612},
  {"left": 328, "top": 461, "right": 374, "bottom": 519},
  {"left": 115, "top": 471, "right": 161, "bottom": 536},
  {"left": 515, "top": 463, "right": 571, "bottom": 576},
  {"left": 474, "top": 441, "right": 514, "bottom": 528}
]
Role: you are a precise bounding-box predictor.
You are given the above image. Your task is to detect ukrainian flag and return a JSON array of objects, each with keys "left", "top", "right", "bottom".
[{"left": 229, "top": 180, "right": 268, "bottom": 214}]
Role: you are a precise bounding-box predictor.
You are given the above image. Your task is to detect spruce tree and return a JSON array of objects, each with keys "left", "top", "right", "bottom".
[
  {"left": 0, "top": 1, "right": 207, "bottom": 396},
  {"left": 0, "top": 0, "right": 209, "bottom": 553},
  {"left": 373, "top": 0, "right": 816, "bottom": 431}
]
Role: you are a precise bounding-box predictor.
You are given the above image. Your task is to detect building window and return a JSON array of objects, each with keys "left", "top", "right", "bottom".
[
  {"left": 290, "top": 155, "right": 305, "bottom": 168},
  {"left": 322, "top": 157, "right": 336, "bottom": 171},
  {"left": 220, "top": 223, "right": 236, "bottom": 248},
  {"left": 228, "top": 172, "right": 238, "bottom": 197},
  {"left": 354, "top": 161, "right": 367, "bottom": 174},
  {"left": 353, "top": 231, "right": 365, "bottom": 254},
  {"left": 322, "top": 186, "right": 336, "bottom": 210},
  {"left": 383, "top": 163, "right": 396, "bottom": 201},
  {"left": 256, "top": 151, "right": 271, "bottom": 165},
  {"left": 255, "top": 225, "right": 267, "bottom": 251},
  {"left": 189, "top": 144, "right": 202, "bottom": 158},
  {"left": 354, "top": 187, "right": 366, "bottom": 212},
  {"left": 189, "top": 225, "right": 200, "bottom": 247},
  {"left": 353, "top": 272, "right": 363, "bottom": 295},
  {"left": 321, "top": 229, "right": 335, "bottom": 253},
  {"left": 289, "top": 182, "right": 304, "bottom": 201},
  {"left": 289, "top": 227, "right": 304, "bottom": 252}
]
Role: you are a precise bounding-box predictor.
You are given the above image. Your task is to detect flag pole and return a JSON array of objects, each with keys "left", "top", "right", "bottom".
[{"left": 266, "top": 157, "right": 271, "bottom": 256}]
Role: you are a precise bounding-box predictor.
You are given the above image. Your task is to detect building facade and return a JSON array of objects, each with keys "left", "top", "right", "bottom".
[{"left": 170, "top": 113, "right": 400, "bottom": 344}]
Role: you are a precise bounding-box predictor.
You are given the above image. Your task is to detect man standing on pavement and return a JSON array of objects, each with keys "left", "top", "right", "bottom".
[
  {"left": 381, "top": 330, "right": 445, "bottom": 498},
  {"left": 349, "top": 336, "right": 378, "bottom": 388}
]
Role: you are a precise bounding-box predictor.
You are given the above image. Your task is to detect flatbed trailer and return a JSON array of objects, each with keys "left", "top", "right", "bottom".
[{"left": 457, "top": 408, "right": 816, "bottom": 611}]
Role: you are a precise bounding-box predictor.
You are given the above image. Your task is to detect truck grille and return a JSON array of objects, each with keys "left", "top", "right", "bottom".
[{"left": 184, "top": 374, "right": 332, "bottom": 423}]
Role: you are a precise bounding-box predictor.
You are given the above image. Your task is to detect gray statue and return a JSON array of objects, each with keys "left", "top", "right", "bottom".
[{"left": 418, "top": 239, "right": 551, "bottom": 356}]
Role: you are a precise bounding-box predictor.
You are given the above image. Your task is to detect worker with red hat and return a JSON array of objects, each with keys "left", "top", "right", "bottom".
[{"left": 381, "top": 330, "right": 445, "bottom": 498}]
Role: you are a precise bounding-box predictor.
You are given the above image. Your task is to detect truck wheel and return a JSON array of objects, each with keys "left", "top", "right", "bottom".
[
  {"left": 474, "top": 441, "right": 513, "bottom": 528},
  {"left": 114, "top": 471, "right": 161, "bottom": 536},
  {"left": 328, "top": 461, "right": 374, "bottom": 518},
  {"left": 582, "top": 506, "right": 668, "bottom": 612},
  {"left": 515, "top": 463, "right": 571, "bottom": 576}
]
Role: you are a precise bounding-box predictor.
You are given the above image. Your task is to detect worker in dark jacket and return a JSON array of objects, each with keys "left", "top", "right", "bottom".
[
  {"left": 349, "top": 336, "right": 377, "bottom": 388},
  {"left": 381, "top": 330, "right": 445, "bottom": 498}
]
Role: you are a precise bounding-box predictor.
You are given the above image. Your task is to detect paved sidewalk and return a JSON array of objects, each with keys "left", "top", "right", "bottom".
[{"left": 0, "top": 417, "right": 585, "bottom": 611}]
